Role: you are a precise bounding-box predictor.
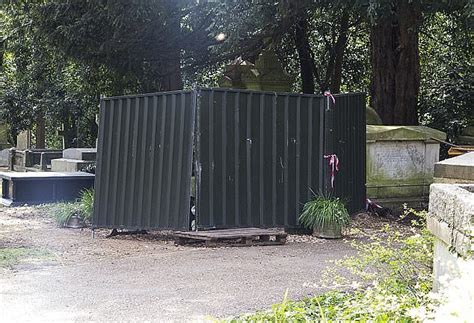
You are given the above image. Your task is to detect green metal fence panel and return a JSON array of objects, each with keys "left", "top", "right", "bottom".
[
  {"left": 93, "top": 91, "right": 195, "bottom": 230},
  {"left": 326, "top": 93, "right": 367, "bottom": 213},
  {"left": 195, "top": 88, "right": 326, "bottom": 229}
]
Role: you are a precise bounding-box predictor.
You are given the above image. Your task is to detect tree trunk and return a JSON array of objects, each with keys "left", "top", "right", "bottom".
[
  {"left": 294, "top": 14, "right": 315, "bottom": 94},
  {"left": 370, "top": 0, "right": 421, "bottom": 125},
  {"left": 161, "top": 3, "right": 183, "bottom": 91},
  {"left": 330, "top": 12, "right": 349, "bottom": 94},
  {"left": 35, "top": 115, "right": 46, "bottom": 149}
]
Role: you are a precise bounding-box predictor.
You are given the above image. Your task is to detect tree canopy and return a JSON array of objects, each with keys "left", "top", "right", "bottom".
[{"left": 0, "top": 0, "right": 472, "bottom": 148}]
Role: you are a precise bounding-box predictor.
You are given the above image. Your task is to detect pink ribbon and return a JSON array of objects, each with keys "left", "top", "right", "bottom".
[
  {"left": 324, "top": 90, "right": 335, "bottom": 104},
  {"left": 324, "top": 154, "right": 339, "bottom": 188}
]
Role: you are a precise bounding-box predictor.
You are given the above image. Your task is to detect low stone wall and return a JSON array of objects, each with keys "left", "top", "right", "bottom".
[{"left": 427, "top": 183, "right": 473, "bottom": 292}]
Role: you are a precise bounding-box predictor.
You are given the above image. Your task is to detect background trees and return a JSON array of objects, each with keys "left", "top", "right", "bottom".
[{"left": 0, "top": 0, "right": 472, "bottom": 148}]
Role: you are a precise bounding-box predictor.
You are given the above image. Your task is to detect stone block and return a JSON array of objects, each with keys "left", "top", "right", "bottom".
[
  {"left": 63, "top": 148, "right": 97, "bottom": 161},
  {"left": 51, "top": 158, "right": 95, "bottom": 172},
  {"left": 366, "top": 125, "right": 445, "bottom": 209}
]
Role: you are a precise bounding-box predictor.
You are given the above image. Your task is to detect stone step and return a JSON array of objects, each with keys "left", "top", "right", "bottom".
[
  {"left": 63, "top": 148, "right": 97, "bottom": 161},
  {"left": 51, "top": 158, "right": 95, "bottom": 172}
]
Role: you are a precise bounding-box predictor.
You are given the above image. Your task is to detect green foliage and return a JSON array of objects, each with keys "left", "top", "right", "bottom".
[
  {"left": 0, "top": 2, "right": 100, "bottom": 146},
  {"left": 235, "top": 209, "right": 435, "bottom": 322},
  {"left": 79, "top": 189, "right": 94, "bottom": 222},
  {"left": 419, "top": 12, "right": 473, "bottom": 143},
  {"left": 299, "top": 193, "right": 350, "bottom": 231}
]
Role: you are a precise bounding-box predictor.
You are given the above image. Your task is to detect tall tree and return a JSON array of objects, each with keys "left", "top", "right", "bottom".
[{"left": 370, "top": 0, "right": 422, "bottom": 125}]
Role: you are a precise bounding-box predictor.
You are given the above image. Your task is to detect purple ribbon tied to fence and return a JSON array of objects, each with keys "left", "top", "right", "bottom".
[{"left": 324, "top": 154, "right": 339, "bottom": 189}]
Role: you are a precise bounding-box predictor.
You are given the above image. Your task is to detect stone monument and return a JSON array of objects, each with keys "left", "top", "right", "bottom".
[
  {"left": 219, "top": 48, "right": 293, "bottom": 92},
  {"left": 366, "top": 125, "right": 446, "bottom": 210},
  {"left": 16, "top": 130, "right": 31, "bottom": 150}
]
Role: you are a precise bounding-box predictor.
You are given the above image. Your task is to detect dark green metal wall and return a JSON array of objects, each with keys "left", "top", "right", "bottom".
[
  {"left": 93, "top": 91, "right": 195, "bottom": 230},
  {"left": 328, "top": 93, "right": 366, "bottom": 213}
]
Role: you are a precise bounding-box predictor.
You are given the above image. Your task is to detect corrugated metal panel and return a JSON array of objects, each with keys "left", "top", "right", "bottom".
[
  {"left": 327, "top": 93, "right": 366, "bottom": 213},
  {"left": 195, "top": 88, "right": 325, "bottom": 229},
  {"left": 93, "top": 91, "right": 195, "bottom": 230}
]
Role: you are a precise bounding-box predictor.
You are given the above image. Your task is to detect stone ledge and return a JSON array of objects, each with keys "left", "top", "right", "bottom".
[{"left": 366, "top": 125, "right": 446, "bottom": 142}]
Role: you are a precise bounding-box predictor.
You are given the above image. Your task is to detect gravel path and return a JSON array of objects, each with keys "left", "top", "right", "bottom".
[{"left": 0, "top": 207, "right": 393, "bottom": 322}]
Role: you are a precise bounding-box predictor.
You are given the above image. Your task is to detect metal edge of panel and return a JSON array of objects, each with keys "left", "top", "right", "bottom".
[
  {"left": 179, "top": 91, "right": 197, "bottom": 231},
  {"left": 194, "top": 88, "right": 202, "bottom": 231},
  {"left": 92, "top": 98, "right": 107, "bottom": 227}
]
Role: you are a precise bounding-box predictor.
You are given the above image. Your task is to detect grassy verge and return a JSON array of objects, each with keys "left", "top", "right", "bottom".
[{"left": 0, "top": 247, "right": 54, "bottom": 269}]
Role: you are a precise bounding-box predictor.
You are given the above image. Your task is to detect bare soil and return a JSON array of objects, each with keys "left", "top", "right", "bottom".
[{"left": 0, "top": 206, "right": 408, "bottom": 322}]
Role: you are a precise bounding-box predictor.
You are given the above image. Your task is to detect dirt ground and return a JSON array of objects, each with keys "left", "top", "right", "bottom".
[{"left": 0, "top": 206, "right": 407, "bottom": 322}]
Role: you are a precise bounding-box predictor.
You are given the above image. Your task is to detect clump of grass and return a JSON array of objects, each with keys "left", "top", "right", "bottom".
[
  {"left": 299, "top": 193, "right": 350, "bottom": 231},
  {"left": 47, "top": 189, "right": 94, "bottom": 226},
  {"left": 49, "top": 202, "right": 82, "bottom": 226},
  {"left": 79, "top": 188, "right": 94, "bottom": 222}
]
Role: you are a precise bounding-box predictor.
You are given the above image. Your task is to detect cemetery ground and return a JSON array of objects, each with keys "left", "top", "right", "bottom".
[{"left": 0, "top": 205, "right": 413, "bottom": 321}]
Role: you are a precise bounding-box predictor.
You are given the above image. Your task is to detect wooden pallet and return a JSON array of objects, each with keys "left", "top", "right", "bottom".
[{"left": 173, "top": 227, "right": 287, "bottom": 247}]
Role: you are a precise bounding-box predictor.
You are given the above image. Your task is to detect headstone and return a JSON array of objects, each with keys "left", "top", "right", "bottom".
[
  {"left": 0, "top": 122, "right": 10, "bottom": 149},
  {"left": 458, "top": 125, "right": 474, "bottom": 145},
  {"left": 0, "top": 149, "right": 9, "bottom": 167},
  {"left": 366, "top": 125, "right": 446, "bottom": 210},
  {"left": 366, "top": 106, "right": 383, "bottom": 125},
  {"left": 16, "top": 130, "right": 31, "bottom": 150}
]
